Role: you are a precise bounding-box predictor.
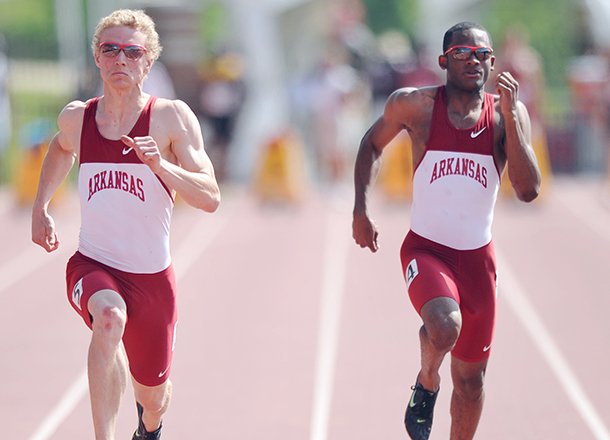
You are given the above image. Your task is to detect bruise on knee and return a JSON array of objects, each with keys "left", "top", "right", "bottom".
[{"left": 93, "top": 306, "right": 126, "bottom": 333}]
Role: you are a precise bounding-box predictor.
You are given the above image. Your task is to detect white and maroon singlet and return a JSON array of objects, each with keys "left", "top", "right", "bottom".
[
  {"left": 410, "top": 86, "right": 500, "bottom": 250},
  {"left": 77, "top": 96, "right": 174, "bottom": 273}
]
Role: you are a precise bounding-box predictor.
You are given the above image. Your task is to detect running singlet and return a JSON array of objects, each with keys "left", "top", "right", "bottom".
[
  {"left": 410, "top": 86, "right": 500, "bottom": 250},
  {"left": 77, "top": 96, "right": 174, "bottom": 273}
]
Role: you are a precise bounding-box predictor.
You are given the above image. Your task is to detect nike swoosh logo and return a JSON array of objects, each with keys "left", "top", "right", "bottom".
[
  {"left": 122, "top": 147, "right": 133, "bottom": 155},
  {"left": 483, "top": 345, "right": 491, "bottom": 352},
  {"left": 158, "top": 365, "right": 170, "bottom": 378},
  {"left": 470, "top": 127, "right": 487, "bottom": 138},
  {"left": 409, "top": 390, "right": 418, "bottom": 408}
]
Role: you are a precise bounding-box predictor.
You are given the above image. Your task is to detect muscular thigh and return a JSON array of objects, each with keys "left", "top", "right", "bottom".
[
  {"left": 401, "top": 231, "right": 461, "bottom": 313},
  {"left": 451, "top": 242, "right": 497, "bottom": 362},
  {"left": 66, "top": 251, "right": 122, "bottom": 328},
  {"left": 400, "top": 232, "right": 498, "bottom": 362},
  {"left": 67, "top": 252, "right": 178, "bottom": 387},
  {"left": 120, "top": 265, "right": 178, "bottom": 387}
]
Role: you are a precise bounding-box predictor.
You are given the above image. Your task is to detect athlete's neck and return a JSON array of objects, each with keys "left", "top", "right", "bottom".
[
  {"left": 99, "top": 88, "right": 149, "bottom": 123},
  {"left": 95, "top": 88, "right": 150, "bottom": 141},
  {"left": 444, "top": 84, "right": 485, "bottom": 117},
  {"left": 443, "top": 84, "right": 486, "bottom": 129}
]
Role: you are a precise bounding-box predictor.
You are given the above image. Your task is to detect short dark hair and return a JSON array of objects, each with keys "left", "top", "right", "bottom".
[{"left": 442, "top": 22, "right": 491, "bottom": 52}]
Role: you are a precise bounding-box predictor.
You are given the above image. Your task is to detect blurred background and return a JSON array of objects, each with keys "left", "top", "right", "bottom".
[{"left": 0, "top": 0, "right": 609, "bottom": 203}]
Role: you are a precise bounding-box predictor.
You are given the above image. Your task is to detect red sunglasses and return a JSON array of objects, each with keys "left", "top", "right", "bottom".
[
  {"left": 99, "top": 42, "right": 147, "bottom": 61},
  {"left": 443, "top": 45, "right": 493, "bottom": 61}
]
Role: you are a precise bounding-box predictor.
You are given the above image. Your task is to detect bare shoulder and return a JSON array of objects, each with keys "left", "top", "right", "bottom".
[
  {"left": 151, "top": 97, "right": 204, "bottom": 160},
  {"left": 153, "top": 97, "right": 197, "bottom": 123},
  {"left": 57, "top": 100, "right": 86, "bottom": 133},
  {"left": 386, "top": 86, "right": 437, "bottom": 117},
  {"left": 150, "top": 97, "right": 201, "bottom": 148},
  {"left": 383, "top": 86, "right": 437, "bottom": 133},
  {"left": 389, "top": 86, "right": 436, "bottom": 105},
  {"left": 55, "top": 99, "right": 88, "bottom": 153}
]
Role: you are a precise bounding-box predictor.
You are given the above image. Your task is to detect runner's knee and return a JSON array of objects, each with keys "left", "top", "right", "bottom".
[
  {"left": 91, "top": 305, "right": 126, "bottom": 342},
  {"left": 138, "top": 384, "right": 171, "bottom": 415},
  {"left": 421, "top": 310, "right": 461, "bottom": 352},
  {"left": 453, "top": 371, "right": 485, "bottom": 401}
]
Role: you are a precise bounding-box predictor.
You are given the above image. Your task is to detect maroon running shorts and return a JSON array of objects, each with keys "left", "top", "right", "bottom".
[
  {"left": 400, "top": 230, "right": 497, "bottom": 362},
  {"left": 66, "top": 251, "right": 177, "bottom": 386}
]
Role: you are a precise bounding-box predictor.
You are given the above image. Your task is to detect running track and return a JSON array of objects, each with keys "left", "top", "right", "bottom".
[{"left": 2, "top": 176, "right": 609, "bottom": 439}]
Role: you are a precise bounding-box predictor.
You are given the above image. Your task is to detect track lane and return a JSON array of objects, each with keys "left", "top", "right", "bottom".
[{"left": 3, "top": 178, "right": 609, "bottom": 439}]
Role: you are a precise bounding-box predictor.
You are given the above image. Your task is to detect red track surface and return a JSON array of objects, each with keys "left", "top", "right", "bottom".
[{"left": 2, "top": 177, "right": 609, "bottom": 439}]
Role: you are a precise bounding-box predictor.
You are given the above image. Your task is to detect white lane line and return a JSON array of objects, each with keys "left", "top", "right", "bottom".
[
  {"left": 0, "top": 242, "right": 75, "bottom": 294},
  {"left": 0, "top": 191, "right": 81, "bottom": 296},
  {"left": 0, "top": 219, "right": 79, "bottom": 295},
  {"left": 28, "top": 370, "right": 88, "bottom": 440},
  {"left": 553, "top": 184, "right": 610, "bottom": 244},
  {"left": 309, "top": 201, "right": 352, "bottom": 440},
  {"left": 498, "top": 252, "right": 610, "bottom": 440},
  {"left": 172, "top": 211, "right": 227, "bottom": 280},
  {"left": 27, "top": 209, "right": 229, "bottom": 440}
]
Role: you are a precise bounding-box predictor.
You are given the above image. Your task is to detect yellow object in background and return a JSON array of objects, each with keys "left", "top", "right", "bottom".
[
  {"left": 253, "top": 129, "right": 307, "bottom": 203},
  {"left": 501, "top": 125, "right": 551, "bottom": 199},
  {"left": 378, "top": 131, "right": 413, "bottom": 202},
  {"left": 13, "top": 118, "right": 64, "bottom": 207},
  {"left": 13, "top": 142, "right": 64, "bottom": 207}
]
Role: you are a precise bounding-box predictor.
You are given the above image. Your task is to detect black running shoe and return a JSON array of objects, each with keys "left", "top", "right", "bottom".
[
  {"left": 404, "top": 382, "right": 439, "bottom": 440},
  {"left": 132, "top": 402, "right": 162, "bottom": 440}
]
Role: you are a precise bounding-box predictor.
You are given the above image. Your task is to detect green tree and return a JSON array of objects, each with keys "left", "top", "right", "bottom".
[
  {"left": 199, "top": 1, "right": 231, "bottom": 52},
  {"left": 482, "top": 0, "right": 577, "bottom": 89},
  {"left": 362, "top": 0, "right": 418, "bottom": 38},
  {"left": 0, "top": 0, "right": 58, "bottom": 59}
]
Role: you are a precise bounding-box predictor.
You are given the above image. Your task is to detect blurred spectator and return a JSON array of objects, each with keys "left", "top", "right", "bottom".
[
  {"left": 330, "top": 0, "right": 387, "bottom": 107},
  {"left": 494, "top": 25, "right": 552, "bottom": 191},
  {"left": 198, "top": 49, "right": 246, "bottom": 181},
  {"left": 568, "top": 53, "right": 610, "bottom": 174},
  {"left": 330, "top": 0, "right": 377, "bottom": 72},
  {"left": 494, "top": 26, "right": 545, "bottom": 124},
  {"left": 144, "top": 60, "right": 176, "bottom": 99},
  {"left": 0, "top": 34, "right": 11, "bottom": 156},
  {"left": 309, "top": 46, "right": 371, "bottom": 183},
  {"left": 398, "top": 41, "right": 442, "bottom": 88},
  {"left": 376, "top": 30, "right": 413, "bottom": 99}
]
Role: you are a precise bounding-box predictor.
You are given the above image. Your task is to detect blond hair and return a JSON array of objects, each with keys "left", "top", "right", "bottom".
[{"left": 91, "top": 9, "right": 162, "bottom": 61}]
